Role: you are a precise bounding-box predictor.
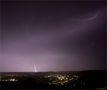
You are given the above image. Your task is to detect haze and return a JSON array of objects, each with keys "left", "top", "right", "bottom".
[{"left": 0, "top": 0, "right": 106, "bottom": 72}]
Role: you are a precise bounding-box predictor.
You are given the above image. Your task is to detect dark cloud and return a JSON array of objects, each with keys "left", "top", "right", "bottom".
[{"left": 0, "top": 0, "right": 106, "bottom": 72}]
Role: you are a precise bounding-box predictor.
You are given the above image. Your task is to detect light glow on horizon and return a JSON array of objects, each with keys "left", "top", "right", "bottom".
[{"left": 34, "top": 64, "right": 38, "bottom": 72}]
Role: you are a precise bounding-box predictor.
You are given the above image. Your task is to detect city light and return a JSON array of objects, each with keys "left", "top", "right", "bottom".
[{"left": 45, "top": 74, "right": 79, "bottom": 86}]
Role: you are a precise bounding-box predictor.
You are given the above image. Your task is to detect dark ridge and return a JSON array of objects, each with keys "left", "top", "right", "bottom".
[{"left": 0, "top": 70, "right": 106, "bottom": 89}]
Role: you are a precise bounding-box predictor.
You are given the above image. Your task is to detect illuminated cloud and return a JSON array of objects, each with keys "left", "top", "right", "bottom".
[{"left": 0, "top": 0, "right": 105, "bottom": 72}]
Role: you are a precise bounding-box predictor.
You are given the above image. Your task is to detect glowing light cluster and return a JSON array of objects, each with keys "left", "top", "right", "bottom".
[
  {"left": 45, "top": 74, "right": 79, "bottom": 86},
  {"left": 0, "top": 78, "right": 18, "bottom": 82}
]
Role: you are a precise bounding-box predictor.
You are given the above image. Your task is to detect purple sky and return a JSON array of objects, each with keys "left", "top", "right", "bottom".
[{"left": 0, "top": 0, "right": 106, "bottom": 72}]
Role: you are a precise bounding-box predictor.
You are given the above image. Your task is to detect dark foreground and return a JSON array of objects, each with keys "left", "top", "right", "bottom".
[{"left": 0, "top": 70, "right": 107, "bottom": 89}]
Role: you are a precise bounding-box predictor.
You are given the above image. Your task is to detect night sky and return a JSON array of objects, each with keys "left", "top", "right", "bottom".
[{"left": 0, "top": 0, "right": 106, "bottom": 72}]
